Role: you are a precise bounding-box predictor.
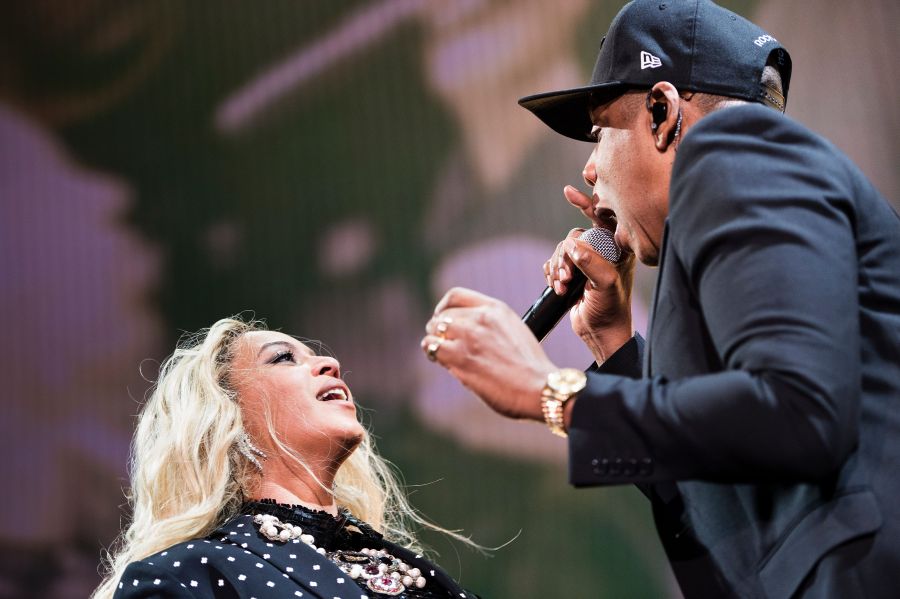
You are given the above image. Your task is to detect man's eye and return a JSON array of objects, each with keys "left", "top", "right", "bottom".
[
  {"left": 589, "top": 127, "right": 603, "bottom": 143},
  {"left": 271, "top": 350, "right": 294, "bottom": 364}
]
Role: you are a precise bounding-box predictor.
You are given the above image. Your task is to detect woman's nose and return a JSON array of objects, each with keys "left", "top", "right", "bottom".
[{"left": 312, "top": 356, "right": 341, "bottom": 379}]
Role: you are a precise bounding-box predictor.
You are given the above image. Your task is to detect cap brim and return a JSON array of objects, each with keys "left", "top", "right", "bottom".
[{"left": 518, "top": 81, "right": 628, "bottom": 142}]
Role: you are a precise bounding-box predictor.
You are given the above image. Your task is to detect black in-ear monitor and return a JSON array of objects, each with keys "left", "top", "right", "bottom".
[{"left": 651, "top": 102, "right": 667, "bottom": 131}]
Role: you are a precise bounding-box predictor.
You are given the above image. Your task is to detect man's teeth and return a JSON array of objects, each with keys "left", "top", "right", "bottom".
[{"left": 317, "top": 389, "right": 347, "bottom": 401}]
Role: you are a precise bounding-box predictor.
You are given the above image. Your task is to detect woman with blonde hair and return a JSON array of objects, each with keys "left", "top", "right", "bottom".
[{"left": 94, "top": 316, "right": 479, "bottom": 598}]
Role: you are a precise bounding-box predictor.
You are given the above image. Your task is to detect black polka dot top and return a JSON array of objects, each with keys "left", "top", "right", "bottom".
[{"left": 113, "top": 499, "right": 480, "bottom": 599}]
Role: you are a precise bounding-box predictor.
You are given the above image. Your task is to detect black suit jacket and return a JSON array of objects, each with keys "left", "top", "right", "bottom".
[
  {"left": 114, "top": 513, "right": 478, "bottom": 598},
  {"left": 568, "top": 104, "right": 900, "bottom": 598}
]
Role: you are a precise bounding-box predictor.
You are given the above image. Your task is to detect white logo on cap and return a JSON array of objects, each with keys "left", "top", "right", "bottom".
[
  {"left": 753, "top": 34, "right": 777, "bottom": 47},
  {"left": 640, "top": 51, "right": 662, "bottom": 69}
]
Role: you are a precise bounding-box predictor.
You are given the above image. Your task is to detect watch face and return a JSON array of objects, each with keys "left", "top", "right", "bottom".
[{"left": 549, "top": 368, "right": 587, "bottom": 395}]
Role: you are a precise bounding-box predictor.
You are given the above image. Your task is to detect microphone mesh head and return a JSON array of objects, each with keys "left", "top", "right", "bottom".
[{"left": 579, "top": 227, "right": 622, "bottom": 263}]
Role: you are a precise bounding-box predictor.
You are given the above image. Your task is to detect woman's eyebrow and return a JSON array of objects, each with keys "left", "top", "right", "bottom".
[{"left": 256, "top": 340, "right": 314, "bottom": 358}]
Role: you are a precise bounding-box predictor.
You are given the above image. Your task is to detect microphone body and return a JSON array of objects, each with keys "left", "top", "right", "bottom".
[{"left": 522, "top": 228, "right": 621, "bottom": 341}]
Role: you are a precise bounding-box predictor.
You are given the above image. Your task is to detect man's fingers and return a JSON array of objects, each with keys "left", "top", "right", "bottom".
[
  {"left": 561, "top": 227, "right": 587, "bottom": 281},
  {"left": 434, "top": 286, "right": 495, "bottom": 314},
  {"left": 544, "top": 258, "right": 554, "bottom": 288},
  {"left": 550, "top": 228, "right": 585, "bottom": 294},
  {"left": 548, "top": 224, "right": 617, "bottom": 296},
  {"left": 564, "top": 185, "right": 596, "bottom": 222},
  {"left": 421, "top": 334, "right": 459, "bottom": 366},
  {"left": 563, "top": 184, "right": 591, "bottom": 210},
  {"left": 425, "top": 307, "right": 470, "bottom": 337},
  {"left": 564, "top": 237, "right": 619, "bottom": 288},
  {"left": 552, "top": 242, "right": 566, "bottom": 294}
]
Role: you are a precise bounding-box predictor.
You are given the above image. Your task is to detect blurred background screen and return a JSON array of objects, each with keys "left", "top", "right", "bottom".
[{"left": 0, "top": 0, "right": 896, "bottom": 597}]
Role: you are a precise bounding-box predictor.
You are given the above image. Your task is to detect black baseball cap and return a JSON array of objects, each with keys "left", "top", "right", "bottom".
[{"left": 519, "top": 0, "right": 792, "bottom": 142}]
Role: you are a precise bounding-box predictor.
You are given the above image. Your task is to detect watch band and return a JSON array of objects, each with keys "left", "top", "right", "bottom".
[
  {"left": 541, "top": 391, "right": 568, "bottom": 437},
  {"left": 540, "top": 368, "right": 587, "bottom": 438}
]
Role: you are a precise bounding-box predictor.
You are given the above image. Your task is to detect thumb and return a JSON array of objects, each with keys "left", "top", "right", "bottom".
[{"left": 564, "top": 237, "right": 618, "bottom": 287}]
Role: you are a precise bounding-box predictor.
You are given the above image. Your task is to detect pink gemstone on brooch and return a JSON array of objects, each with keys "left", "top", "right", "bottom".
[
  {"left": 367, "top": 575, "right": 405, "bottom": 596},
  {"left": 364, "top": 564, "right": 381, "bottom": 576}
]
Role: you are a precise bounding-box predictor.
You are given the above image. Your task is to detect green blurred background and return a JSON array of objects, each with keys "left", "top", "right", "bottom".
[{"left": 1, "top": 1, "right": 896, "bottom": 597}]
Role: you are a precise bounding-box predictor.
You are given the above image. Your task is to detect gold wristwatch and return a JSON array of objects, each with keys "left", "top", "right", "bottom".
[{"left": 541, "top": 368, "right": 587, "bottom": 437}]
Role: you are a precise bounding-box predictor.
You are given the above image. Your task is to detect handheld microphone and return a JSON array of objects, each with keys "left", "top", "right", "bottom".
[{"left": 522, "top": 228, "right": 622, "bottom": 341}]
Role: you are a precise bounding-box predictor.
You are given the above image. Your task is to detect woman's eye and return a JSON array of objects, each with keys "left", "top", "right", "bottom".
[{"left": 271, "top": 350, "right": 294, "bottom": 364}]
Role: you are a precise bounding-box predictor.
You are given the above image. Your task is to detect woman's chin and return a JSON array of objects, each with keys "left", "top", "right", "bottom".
[
  {"left": 344, "top": 424, "right": 366, "bottom": 450},
  {"left": 331, "top": 422, "right": 366, "bottom": 454}
]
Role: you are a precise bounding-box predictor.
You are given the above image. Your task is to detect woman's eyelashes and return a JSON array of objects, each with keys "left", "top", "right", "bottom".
[{"left": 270, "top": 349, "right": 295, "bottom": 364}]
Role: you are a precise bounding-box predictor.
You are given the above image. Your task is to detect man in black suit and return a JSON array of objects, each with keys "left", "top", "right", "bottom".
[{"left": 421, "top": 1, "right": 900, "bottom": 596}]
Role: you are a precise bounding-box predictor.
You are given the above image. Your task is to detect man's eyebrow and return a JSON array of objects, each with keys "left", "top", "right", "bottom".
[
  {"left": 592, "top": 106, "right": 612, "bottom": 126},
  {"left": 588, "top": 106, "right": 606, "bottom": 128},
  {"left": 256, "top": 340, "right": 314, "bottom": 358}
]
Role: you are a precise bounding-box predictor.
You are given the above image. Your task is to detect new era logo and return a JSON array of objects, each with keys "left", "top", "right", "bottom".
[{"left": 640, "top": 51, "right": 662, "bottom": 69}]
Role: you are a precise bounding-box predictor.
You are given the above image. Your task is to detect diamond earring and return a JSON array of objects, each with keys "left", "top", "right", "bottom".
[{"left": 237, "top": 431, "right": 267, "bottom": 471}]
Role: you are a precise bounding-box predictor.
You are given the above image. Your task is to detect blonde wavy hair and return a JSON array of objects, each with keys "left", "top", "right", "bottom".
[{"left": 94, "top": 316, "right": 463, "bottom": 599}]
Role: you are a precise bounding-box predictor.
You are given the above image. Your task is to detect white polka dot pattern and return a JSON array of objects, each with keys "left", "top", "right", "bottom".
[{"left": 110, "top": 513, "right": 480, "bottom": 599}]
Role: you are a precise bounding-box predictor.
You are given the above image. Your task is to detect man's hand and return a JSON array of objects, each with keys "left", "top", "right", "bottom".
[
  {"left": 422, "top": 287, "right": 558, "bottom": 422},
  {"left": 544, "top": 185, "right": 635, "bottom": 362}
]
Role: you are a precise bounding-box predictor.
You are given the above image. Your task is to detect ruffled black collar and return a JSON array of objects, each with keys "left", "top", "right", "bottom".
[{"left": 241, "top": 498, "right": 382, "bottom": 550}]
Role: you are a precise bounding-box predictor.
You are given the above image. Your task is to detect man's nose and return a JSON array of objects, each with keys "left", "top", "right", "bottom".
[
  {"left": 582, "top": 151, "right": 598, "bottom": 187},
  {"left": 312, "top": 356, "right": 341, "bottom": 379}
]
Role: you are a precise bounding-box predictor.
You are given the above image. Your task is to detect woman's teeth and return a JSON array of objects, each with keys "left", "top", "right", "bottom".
[{"left": 317, "top": 388, "right": 347, "bottom": 402}]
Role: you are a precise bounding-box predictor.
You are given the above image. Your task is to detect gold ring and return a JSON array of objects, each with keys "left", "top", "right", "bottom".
[
  {"left": 426, "top": 339, "right": 443, "bottom": 362},
  {"left": 436, "top": 316, "right": 453, "bottom": 337}
]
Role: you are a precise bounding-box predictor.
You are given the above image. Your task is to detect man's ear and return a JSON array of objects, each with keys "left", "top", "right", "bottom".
[{"left": 646, "top": 82, "right": 681, "bottom": 152}]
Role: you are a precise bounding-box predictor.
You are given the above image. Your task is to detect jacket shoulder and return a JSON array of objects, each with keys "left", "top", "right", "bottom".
[{"left": 115, "top": 521, "right": 265, "bottom": 597}]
